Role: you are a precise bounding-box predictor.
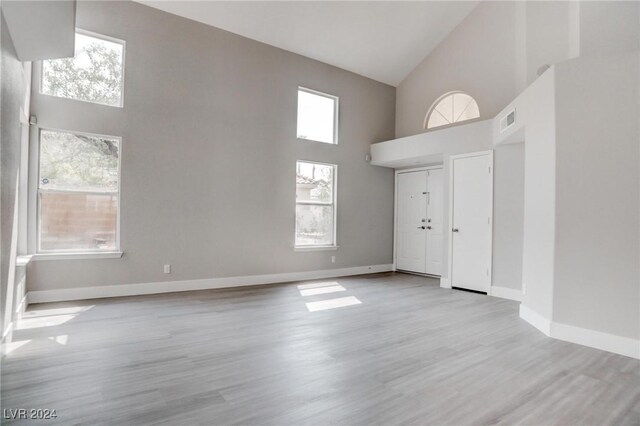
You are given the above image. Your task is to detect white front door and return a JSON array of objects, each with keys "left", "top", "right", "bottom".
[
  {"left": 450, "top": 152, "right": 493, "bottom": 293},
  {"left": 425, "top": 169, "right": 443, "bottom": 275},
  {"left": 396, "top": 171, "right": 427, "bottom": 273}
]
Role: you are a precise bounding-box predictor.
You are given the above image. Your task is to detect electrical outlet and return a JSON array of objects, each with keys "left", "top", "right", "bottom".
[
  {"left": 164, "top": 264, "right": 171, "bottom": 274},
  {"left": 331, "top": 256, "right": 336, "bottom": 264}
]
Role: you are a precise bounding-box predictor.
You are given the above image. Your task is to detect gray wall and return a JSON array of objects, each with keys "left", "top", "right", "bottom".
[
  {"left": 1, "top": 12, "right": 24, "bottom": 334},
  {"left": 27, "top": 1, "right": 396, "bottom": 292},
  {"left": 395, "top": 1, "right": 640, "bottom": 140},
  {"left": 579, "top": 1, "right": 640, "bottom": 57},
  {"left": 553, "top": 53, "right": 639, "bottom": 339},
  {"left": 492, "top": 144, "right": 524, "bottom": 291},
  {"left": 393, "top": 0, "right": 638, "bottom": 297},
  {"left": 394, "top": 1, "right": 529, "bottom": 291},
  {"left": 395, "top": 1, "right": 519, "bottom": 138},
  {"left": 520, "top": 70, "right": 557, "bottom": 319}
]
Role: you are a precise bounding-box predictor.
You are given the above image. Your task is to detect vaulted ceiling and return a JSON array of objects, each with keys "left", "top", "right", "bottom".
[{"left": 137, "top": 1, "right": 479, "bottom": 86}]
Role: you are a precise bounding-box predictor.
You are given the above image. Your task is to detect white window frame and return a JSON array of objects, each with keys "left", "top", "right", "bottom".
[
  {"left": 296, "top": 87, "right": 339, "bottom": 145},
  {"left": 35, "top": 127, "right": 122, "bottom": 257},
  {"left": 423, "top": 91, "right": 480, "bottom": 131},
  {"left": 294, "top": 160, "right": 338, "bottom": 251},
  {"left": 40, "top": 28, "right": 126, "bottom": 108}
]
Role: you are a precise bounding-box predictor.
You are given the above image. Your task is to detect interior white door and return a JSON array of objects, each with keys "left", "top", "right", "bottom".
[
  {"left": 450, "top": 153, "right": 493, "bottom": 293},
  {"left": 396, "top": 171, "right": 427, "bottom": 273},
  {"left": 425, "top": 169, "right": 443, "bottom": 275}
]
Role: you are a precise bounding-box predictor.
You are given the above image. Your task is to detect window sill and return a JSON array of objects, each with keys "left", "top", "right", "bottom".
[
  {"left": 16, "top": 255, "right": 33, "bottom": 267},
  {"left": 32, "top": 251, "right": 124, "bottom": 261},
  {"left": 294, "top": 245, "right": 339, "bottom": 252},
  {"left": 297, "top": 137, "right": 337, "bottom": 145}
]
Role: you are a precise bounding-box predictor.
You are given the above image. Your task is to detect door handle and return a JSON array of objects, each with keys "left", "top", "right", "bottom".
[
  {"left": 426, "top": 226, "right": 432, "bottom": 230},
  {"left": 452, "top": 228, "right": 459, "bottom": 232},
  {"left": 418, "top": 226, "right": 426, "bottom": 230}
]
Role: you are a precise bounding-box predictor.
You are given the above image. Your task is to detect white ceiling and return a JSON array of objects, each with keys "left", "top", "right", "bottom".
[{"left": 136, "top": 1, "right": 479, "bottom": 86}]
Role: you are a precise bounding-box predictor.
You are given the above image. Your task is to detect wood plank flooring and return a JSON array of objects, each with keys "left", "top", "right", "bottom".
[{"left": 2, "top": 272, "right": 639, "bottom": 425}]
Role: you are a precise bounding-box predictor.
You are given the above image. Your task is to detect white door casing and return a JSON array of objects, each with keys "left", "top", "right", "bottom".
[
  {"left": 396, "top": 171, "right": 427, "bottom": 273},
  {"left": 425, "top": 168, "right": 444, "bottom": 275},
  {"left": 449, "top": 151, "right": 493, "bottom": 293}
]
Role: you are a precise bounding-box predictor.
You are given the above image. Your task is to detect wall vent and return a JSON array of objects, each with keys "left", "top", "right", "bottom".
[{"left": 500, "top": 109, "right": 516, "bottom": 133}]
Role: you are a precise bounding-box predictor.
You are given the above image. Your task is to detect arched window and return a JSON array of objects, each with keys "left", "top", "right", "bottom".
[{"left": 424, "top": 91, "right": 480, "bottom": 130}]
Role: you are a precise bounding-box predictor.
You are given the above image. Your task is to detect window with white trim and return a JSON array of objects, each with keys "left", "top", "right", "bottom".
[
  {"left": 425, "top": 91, "right": 480, "bottom": 130},
  {"left": 38, "top": 129, "right": 121, "bottom": 252},
  {"left": 296, "top": 87, "right": 338, "bottom": 144},
  {"left": 295, "top": 161, "right": 337, "bottom": 247},
  {"left": 41, "top": 30, "right": 125, "bottom": 107}
]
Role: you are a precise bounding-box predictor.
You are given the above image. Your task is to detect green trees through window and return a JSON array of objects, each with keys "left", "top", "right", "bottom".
[
  {"left": 41, "top": 32, "right": 124, "bottom": 107},
  {"left": 38, "top": 130, "right": 120, "bottom": 252}
]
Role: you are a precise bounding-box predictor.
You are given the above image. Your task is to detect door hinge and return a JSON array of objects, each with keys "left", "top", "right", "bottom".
[{"left": 488, "top": 166, "right": 492, "bottom": 174}]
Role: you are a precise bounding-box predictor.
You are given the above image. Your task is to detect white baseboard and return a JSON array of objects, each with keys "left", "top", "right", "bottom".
[
  {"left": 519, "top": 304, "right": 639, "bottom": 359},
  {"left": 551, "top": 321, "right": 639, "bottom": 359},
  {"left": 490, "top": 286, "right": 523, "bottom": 302},
  {"left": 440, "top": 277, "right": 451, "bottom": 288},
  {"left": 519, "top": 304, "right": 552, "bottom": 335},
  {"left": 26, "top": 264, "right": 394, "bottom": 305}
]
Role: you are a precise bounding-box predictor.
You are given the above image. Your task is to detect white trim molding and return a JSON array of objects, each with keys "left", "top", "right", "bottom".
[
  {"left": 32, "top": 251, "right": 123, "bottom": 261},
  {"left": 551, "top": 322, "right": 639, "bottom": 360},
  {"left": 519, "top": 304, "right": 552, "bottom": 335},
  {"left": 489, "top": 285, "right": 523, "bottom": 302},
  {"left": 26, "top": 264, "right": 393, "bottom": 305},
  {"left": 294, "top": 245, "right": 339, "bottom": 252},
  {"left": 519, "top": 304, "right": 639, "bottom": 359},
  {"left": 440, "top": 277, "right": 451, "bottom": 288}
]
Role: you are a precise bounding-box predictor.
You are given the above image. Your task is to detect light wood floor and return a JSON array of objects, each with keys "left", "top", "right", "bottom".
[{"left": 2, "top": 272, "right": 639, "bottom": 425}]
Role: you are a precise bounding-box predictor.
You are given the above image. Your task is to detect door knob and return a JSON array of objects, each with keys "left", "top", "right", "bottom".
[
  {"left": 427, "top": 226, "right": 432, "bottom": 230},
  {"left": 452, "top": 228, "right": 459, "bottom": 232},
  {"left": 418, "top": 226, "right": 426, "bottom": 230}
]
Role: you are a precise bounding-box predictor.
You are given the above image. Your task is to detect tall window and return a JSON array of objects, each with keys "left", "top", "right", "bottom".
[
  {"left": 38, "top": 129, "right": 120, "bottom": 252},
  {"left": 425, "top": 91, "right": 479, "bottom": 130},
  {"left": 297, "top": 87, "right": 339, "bottom": 144},
  {"left": 295, "top": 161, "right": 337, "bottom": 247},
  {"left": 41, "top": 30, "right": 125, "bottom": 107}
]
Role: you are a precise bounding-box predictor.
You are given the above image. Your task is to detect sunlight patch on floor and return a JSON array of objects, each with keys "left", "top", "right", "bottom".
[
  {"left": 4, "top": 339, "right": 30, "bottom": 355},
  {"left": 22, "top": 305, "right": 94, "bottom": 318},
  {"left": 17, "top": 314, "right": 77, "bottom": 330},
  {"left": 48, "top": 335, "right": 69, "bottom": 345},
  {"left": 297, "top": 281, "right": 340, "bottom": 290},
  {"left": 305, "top": 296, "right": 362, "bottom": 312},
  {"left": 16, "top": 305, "right": 94, "bottom": 330},
  {"left": 299, "top": 284, "right": 346, "bottom": 297}
]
